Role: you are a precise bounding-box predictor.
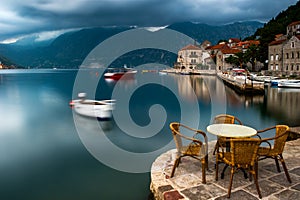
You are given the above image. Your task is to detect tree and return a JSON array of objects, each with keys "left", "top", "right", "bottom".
[
  {"left": 244, "top": 44, "right": 259, "bottom": 71},
  {"left": 225, "top": 55, "right": 239, "bottom": 67},
  {"left": 234, "top": 52, "right": 246, "bottom": 68}
]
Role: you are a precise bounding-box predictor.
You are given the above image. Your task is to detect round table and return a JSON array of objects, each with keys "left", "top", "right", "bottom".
[
  {"left": 207, "top": 123, "right": 257, "bottom": 179},
  {"left": 206, "top": 123, "right": 257, "bottom": 138}
]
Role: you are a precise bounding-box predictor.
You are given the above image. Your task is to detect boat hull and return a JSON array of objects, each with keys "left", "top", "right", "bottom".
[
  {"left": 104, "top": 68, "right": 137, "bottom": 80},
  {"left": 278, "top": 80, "right": 300, "bottom": 88},
  {"left": 71, "top": 99, "right": 115, "bottom": 120}
]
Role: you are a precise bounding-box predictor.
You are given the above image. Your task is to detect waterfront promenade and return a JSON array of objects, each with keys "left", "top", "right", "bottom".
[{"left": 150, "top": 128, "right": 300, "bottom": 200}]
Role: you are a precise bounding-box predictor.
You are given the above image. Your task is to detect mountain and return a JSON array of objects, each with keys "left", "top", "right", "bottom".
[
  {"left": 0, "top": 21, "right": 263, "bottom": 69},
  {"left": 247, "top": 1, "right": 300, "bottom": 67},
  {"left": 167, "top": 21, "right": 263, "bottom": 44},
  {"left": 0, "top": 54, "right": 19, "bottom": 68}
]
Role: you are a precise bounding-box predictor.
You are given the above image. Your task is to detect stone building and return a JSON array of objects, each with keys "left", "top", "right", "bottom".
[
  {"left": 283, "top": 35, "right": 300, "bottom": 76},
  {"left": 174, "top": 44, "right": 212, "bottom": 70},
  {"left": 287, "top": 21, "right": 300, "bottom": 37},
  {"left": 216, "top": 48, "right": 241, "bottom": 71},
  {"left": 268, "top": 21, "right": 300, "bottom": 76}
]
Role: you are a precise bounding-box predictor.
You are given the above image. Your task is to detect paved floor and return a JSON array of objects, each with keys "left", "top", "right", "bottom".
[{"left": 150, "top": 138, "right": 300, "bottom": 200}]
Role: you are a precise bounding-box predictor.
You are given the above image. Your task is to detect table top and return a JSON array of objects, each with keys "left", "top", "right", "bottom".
[{"left": 206, "top": 123, "right": 257, "bottom": 138}]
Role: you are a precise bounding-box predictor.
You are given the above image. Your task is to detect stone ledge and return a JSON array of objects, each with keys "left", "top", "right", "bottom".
[{"left": 150, "top": 139, "right": 300, "bottom": 200}]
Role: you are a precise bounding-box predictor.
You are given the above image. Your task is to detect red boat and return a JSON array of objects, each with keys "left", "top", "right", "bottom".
[{"left": 104, "top": 67, "right": 137, "bottom": 80}]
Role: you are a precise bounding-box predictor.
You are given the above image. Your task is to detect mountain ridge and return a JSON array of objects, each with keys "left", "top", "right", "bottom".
[{"left": 0, "top": 21, "right": 263, "bottom": 68}]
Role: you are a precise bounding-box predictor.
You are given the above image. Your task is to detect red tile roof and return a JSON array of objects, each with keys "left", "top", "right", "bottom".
[
  {"left": 220, "top": 48, "right": 241, "bottom": 54},
  {"left": 229, "top": 38, "right": 241, "bottom": 43},
  {"left": 288, "top": 21, "right": 300, "bottom": 27},
  {"left": 206, "top": 43, "right": 229, "bottom": 50},
  {"left": 269, "top": 39, "right": 286, "bottom": 46},
  {"left": 180, "top": 44, "right": 201, "bottom": 51}
]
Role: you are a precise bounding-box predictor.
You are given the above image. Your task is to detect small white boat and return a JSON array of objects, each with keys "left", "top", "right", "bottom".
[
  {"left": 278, "top": 80, "right": 300, "bottom": 88},
  {"left": 70, "top": 93, "right": 115, "bottom": 120}
]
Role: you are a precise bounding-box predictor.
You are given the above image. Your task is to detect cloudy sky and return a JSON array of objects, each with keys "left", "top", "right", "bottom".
[{"left": 0, "top": 0, "right": 298, "bottom": 43}]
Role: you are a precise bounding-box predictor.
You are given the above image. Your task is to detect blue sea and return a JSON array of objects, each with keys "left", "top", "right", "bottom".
[{"left": 0, "top": 69, "right": 299, "bottom": 200}]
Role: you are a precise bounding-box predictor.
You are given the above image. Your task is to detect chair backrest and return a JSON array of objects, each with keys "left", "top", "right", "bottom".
[
  {"left": 170, "top": 122, "right": 183, "bottom": 151},
  {"left": 273, "top": 125, "right": 289, "bottom": 154},
  {"left": 229, "top": 138, "right": 261, "bottom": 167},
  {"left": 169, "top": 122, "right": 207, "bottom": 156},
  {"left": 213, "top": 114, "right": 242, "bottom": 125}
]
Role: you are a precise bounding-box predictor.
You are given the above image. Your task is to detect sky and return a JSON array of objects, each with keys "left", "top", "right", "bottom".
[{"left": 0, "top": 0, "right": 298, "bottom": 43}]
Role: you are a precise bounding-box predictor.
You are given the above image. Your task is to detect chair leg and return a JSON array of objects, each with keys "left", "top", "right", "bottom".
[
  {"left": 213, "top": 142, "right": 218, "bottom": 155},
  {"left": 205, "top": 155, "right": 209, "bottom": 170},
  {"left": 201, "top": 161, "right": 206, "bottom": 184},
  {"left": 215, "top": 158, "right": 219, "bottom": 181},
  {"left": 227, "top": 168, "right": 235, "bottom": 198},
  {"left": 240, "top": 169, "right": 248, "bottom": 179},
  {"left": 252, "top": 170, "right": 262, "bottom": 199},
  {"left": 279, "top": 154, "right": 292, "bottom": 183},
  {"left": 274, "top": 157, "right": 281, "bottom": 172},
  {"left": 221, "top": 164, "right": 228, "bottom": 179},
  {"left": 170, "top": 158, "right": 180, "bottom": 177}
]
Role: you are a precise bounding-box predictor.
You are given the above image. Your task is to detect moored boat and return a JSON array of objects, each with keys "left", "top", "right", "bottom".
[
  {"left": 104, "top": 66, "right": 137, "bottom": 80},
  {"left": 270, "top": 78, "right": 289, "bottom": 87},
  {"left": 278, "top": 80, "right": 300, "bottom": 88},
  {"left": 70, "top": 93, "right": 115, "bottom": 120}
]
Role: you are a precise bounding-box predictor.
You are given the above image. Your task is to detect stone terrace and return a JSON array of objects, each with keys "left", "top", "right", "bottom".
[{"left": 150, "top": 137, "right": 300, "bottom": 200}]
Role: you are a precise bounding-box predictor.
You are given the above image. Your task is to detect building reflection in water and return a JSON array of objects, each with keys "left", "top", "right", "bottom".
[
  {"left": 173, "top": 74, "right": 300, "bottom": 126},
  {"left": 175, "top": 75, "right": 264, "bottom": 107},
  {"left": 264, "top": 86, "right": 300, "bottom": 125}
]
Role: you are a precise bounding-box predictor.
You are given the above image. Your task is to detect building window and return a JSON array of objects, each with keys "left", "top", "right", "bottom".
[
  {"left": 292, "top": 52, "right": 294, "bottom": 59},
  {"left": 275, "top": 54, "right": 279, "bottom": 60},
  {"left": 286, "top": 65, "right": 289, "bottom": 70},
  {"left": 297, "top": 65, "right": 299, "bottom": 71},
  {"left": 291, "top": 65, "right": 294, "bottom": 71},
  {"left": 275, "top": 65, "right": 279, "bottom": 70},
  {"left": 298, "top": 52, "right": 300, "bottom": 58},
  {"left": 270, "top": 55, "right": 274, "bottom": 61},
  {"left": 286, "top": 53, "right": 289, "bottom": 59},
  {"left": 291, "top": 42, "right": 295, "bottom": 48}
]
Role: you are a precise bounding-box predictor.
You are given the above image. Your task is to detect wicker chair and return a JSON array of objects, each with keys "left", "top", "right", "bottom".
[
  {"left": 213, "top": 114, "right": 243, "bottom": 155},
  {"left": 257, "top": 125, "right": 291, "bottom": 183},
  {"left": 215, "top": 138, "right": 263, "bottom": 198},
  {"left": 169, "top": 122, "right": 208, "bottom": 184}
]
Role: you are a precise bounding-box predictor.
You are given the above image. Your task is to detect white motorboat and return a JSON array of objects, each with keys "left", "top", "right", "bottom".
[
  {"left": 278, "top": 80, "right": 300, "bottom": 88},
  {"left": 70, "top": 93, "right": 115, "bottom": 120}
]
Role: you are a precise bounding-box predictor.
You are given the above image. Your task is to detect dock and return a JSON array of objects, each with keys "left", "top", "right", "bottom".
[
  {"left": 150, "top": 128, "right": 300, "bottom": 200},
  {"left": 217, "top": 73, "right": 265, "bottom": 95}
]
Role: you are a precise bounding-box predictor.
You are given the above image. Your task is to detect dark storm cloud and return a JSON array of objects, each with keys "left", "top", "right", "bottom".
[{"left": 0, "top": 0, "right": 298, "bottom": 42}]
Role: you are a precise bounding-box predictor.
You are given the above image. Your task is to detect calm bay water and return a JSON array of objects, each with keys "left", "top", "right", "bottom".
[{"left": 0, "top": 69, "right": 299, "bottom": 200}]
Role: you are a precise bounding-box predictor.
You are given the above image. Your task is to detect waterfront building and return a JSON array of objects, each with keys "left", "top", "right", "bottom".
[
  {"left": 174, "top": 44, "right": 213, "bottom": 71},
  {"left": 215, "top": 48, "right": 241, "bottom": 71},
  {"left": 207, "top": 39, "right": 261, "bottom": 72},
  {"left": 268, "top": 21, "right": 300, "bottom": 76}
]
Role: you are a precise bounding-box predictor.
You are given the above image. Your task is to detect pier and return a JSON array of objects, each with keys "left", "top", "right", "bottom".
[{"left": 217, "top": 73, "right": 265, "bottom": 95}]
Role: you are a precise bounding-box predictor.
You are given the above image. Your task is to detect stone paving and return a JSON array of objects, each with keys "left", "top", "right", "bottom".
[{"left": 150, "top": 138, "right": 300, "bottom": 200}]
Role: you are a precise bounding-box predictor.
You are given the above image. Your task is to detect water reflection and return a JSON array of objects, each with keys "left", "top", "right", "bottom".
[
  {"left": 170, "top": 74, "right": 300, "bottom": 127},
  {"left": 264, "top": 85, "right": 300, "bottom": 125}
]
